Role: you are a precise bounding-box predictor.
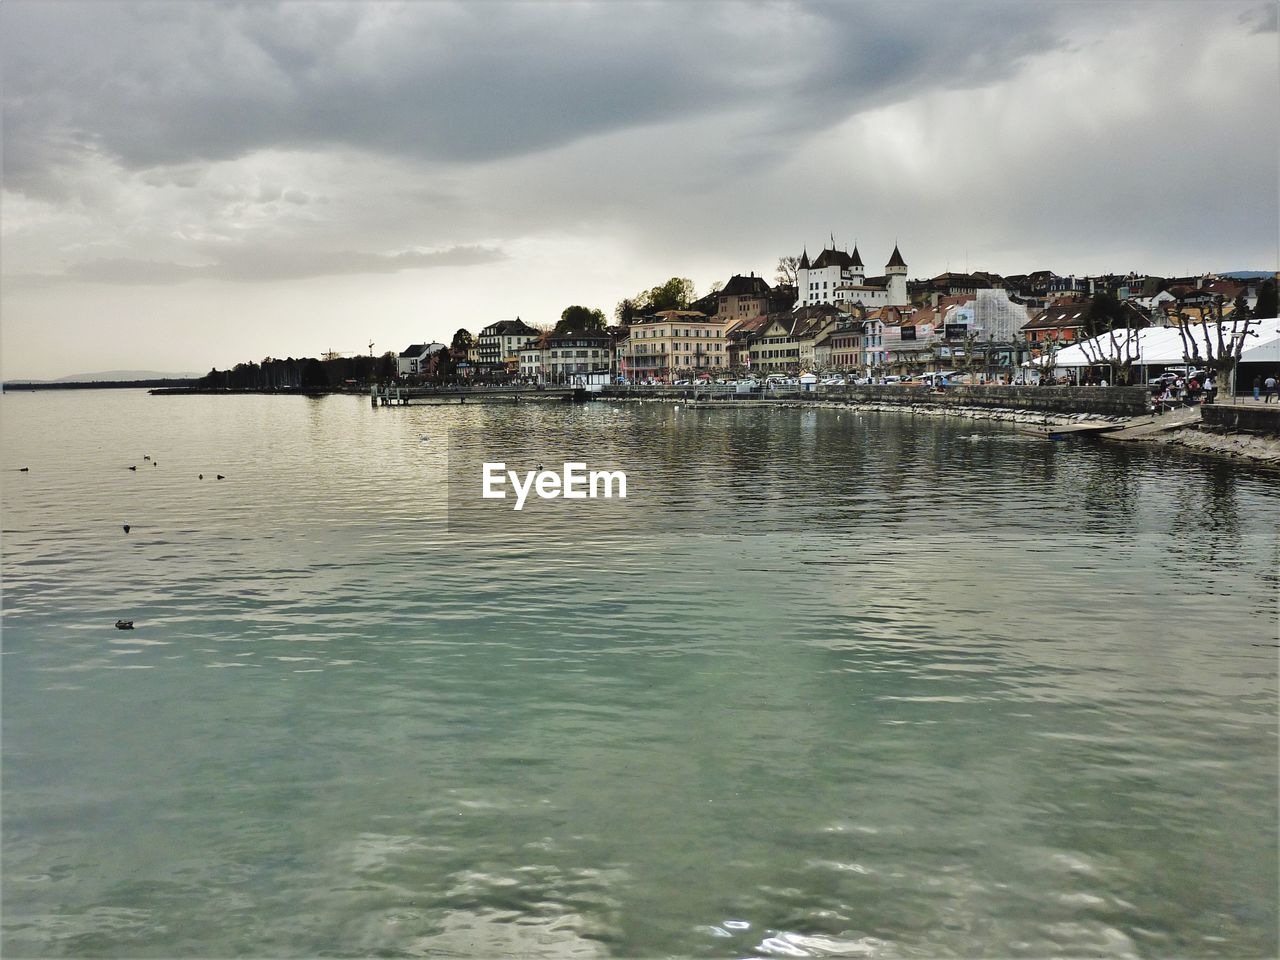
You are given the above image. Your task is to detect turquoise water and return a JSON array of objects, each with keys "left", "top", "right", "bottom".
[{"left": 2, "top": 391, "right": 1277, "bottom": 958}]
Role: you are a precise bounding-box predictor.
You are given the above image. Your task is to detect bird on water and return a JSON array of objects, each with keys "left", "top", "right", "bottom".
[
  {"left": 123, "top": 524, "right": 130, "bottom": 534},
  {"left": 216, "top": 474, "right": 225, "bottom": 480},
  {"left": 115, "top": 619, "right": 134, "bottom": 630},
  {"left": 129, "top": 465, "right": 137, "bottom": 471}
]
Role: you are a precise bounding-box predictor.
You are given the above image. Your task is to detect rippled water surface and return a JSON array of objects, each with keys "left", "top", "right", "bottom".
[{"left": 2, "top": 391, "right": 1277, "bottom": 958}]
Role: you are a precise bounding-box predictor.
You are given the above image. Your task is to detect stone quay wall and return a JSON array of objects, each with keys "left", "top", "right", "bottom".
[{"left": 1200, "top": 404, "right": 1280, "bottom": 436}]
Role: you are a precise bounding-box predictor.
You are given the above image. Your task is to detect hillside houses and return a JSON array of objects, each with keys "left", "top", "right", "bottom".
[{"left": 388, "top": 251, "right": 1273, "bottom": 386}]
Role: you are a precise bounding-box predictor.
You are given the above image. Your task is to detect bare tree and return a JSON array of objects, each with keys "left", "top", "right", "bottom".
[
  {"left": 1077, "top": 325, "right": 1142, "bottom": 384},
  {"left": 776, "top": 255, "right": 800, "bottom": 287},
  {"left": 1176, "top": 294, "right": 1260, "bottom": 403},
  {"left": 1032, "top": 329, "right": 1063, "bottom": 384},
  {"left": 959, "top": 328, "right": 983, "bottom": 381}
]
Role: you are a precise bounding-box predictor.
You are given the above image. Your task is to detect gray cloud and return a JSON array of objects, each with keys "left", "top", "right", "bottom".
[
  {"left": 2, "top": 1, "right": 1073, "bottom": 194},
  {"left": 55, "top": 244, "right": 505, "bottom": 285}
]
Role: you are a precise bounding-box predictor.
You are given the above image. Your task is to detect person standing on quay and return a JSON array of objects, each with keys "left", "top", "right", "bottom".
[
  {"left": 1265, "top": 375, "right": 1278, "bottom": 402},
  {"left": 1203, "top": 373, "right": 1216, "bottom": 404},
  {"left": 1253, "top": 375, "right": 1262, "bottom": 400}
]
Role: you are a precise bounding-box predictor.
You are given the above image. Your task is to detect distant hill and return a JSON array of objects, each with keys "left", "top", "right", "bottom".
[
  {"left": 53, "top": 369, "right": 203, "bottom": 383},
  {"left": 1220, "top": 271, "right": 1275, "bottom": 280},
  {"left": 3, "top": 370, "right": 203, "bottom": 389}
]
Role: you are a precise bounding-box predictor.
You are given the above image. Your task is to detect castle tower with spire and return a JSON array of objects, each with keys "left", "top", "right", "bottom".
[
  {"left": 849, "top": 243, "right": 865, "bottom": 284},
  {"left": 886, "top": 244, "right": 908, "bottom": 306}
]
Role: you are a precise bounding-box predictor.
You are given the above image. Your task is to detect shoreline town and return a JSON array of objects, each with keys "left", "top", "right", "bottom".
[
  {"left": 179, "top": 245, "right": 1276, "bottom": 399},
  {"left": 12, "top": 246, "right": 1279, "bottom": 462}
]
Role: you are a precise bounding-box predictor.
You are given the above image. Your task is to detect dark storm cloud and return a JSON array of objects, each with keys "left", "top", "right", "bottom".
[
  {"left": 57, "top": 244, "right": 505, "bottom": 285},
  {"left": 2, "top": 0, "right": 1069, "bottom": 193}
]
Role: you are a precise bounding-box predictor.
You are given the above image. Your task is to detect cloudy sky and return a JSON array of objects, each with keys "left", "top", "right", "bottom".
[{"left": 2, "top": 1, "right": 1276, "bottom": 379}]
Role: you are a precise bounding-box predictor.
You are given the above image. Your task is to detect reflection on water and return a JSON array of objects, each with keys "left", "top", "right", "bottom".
[{"left": 2, "top": 392, "right": 1277, "bottom": 958}]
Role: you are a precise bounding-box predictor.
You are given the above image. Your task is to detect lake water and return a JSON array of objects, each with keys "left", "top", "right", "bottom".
[{"left": 2, "top": 390, "right": 1276, "bottom": 958}]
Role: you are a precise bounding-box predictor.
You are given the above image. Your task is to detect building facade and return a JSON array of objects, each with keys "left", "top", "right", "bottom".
[
  {"left": 797, "top": 244, "right": 910, "bottom": 309},
  {"left": 396, "top": 342, "right": 447, "bottom": 378},
  {"left": 476, "top": 318, "right": 540, "bottom": 370},
  {"left": 620, "top": 310, "right": 729, "bottom": 380}
]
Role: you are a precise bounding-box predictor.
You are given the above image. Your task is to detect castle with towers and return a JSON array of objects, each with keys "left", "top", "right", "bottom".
[{"left": 796, "top": 240, "right": 909, "bottom": 309}]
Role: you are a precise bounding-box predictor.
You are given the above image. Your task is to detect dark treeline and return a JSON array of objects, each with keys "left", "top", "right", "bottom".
[
  {"left": 200, "top": 350, "right": 456, "bottom": 390},
  {"left": 2, "top": 378, "right": 199, "bottom": 391}
]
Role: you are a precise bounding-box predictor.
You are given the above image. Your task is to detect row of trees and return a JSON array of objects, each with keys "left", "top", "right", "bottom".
[
  {"left": 1066, "top": 286, "right": 1271, "bottom": 389},
  {"left": 202, "top": 347, "right": 460, "bottom": 390},
  {"left": 202, "top": 354, "right": 397, "bottom": 390}
]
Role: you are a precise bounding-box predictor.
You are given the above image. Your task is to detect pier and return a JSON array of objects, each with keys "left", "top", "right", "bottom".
[{"left": 370, "top": 384, "right": 584, "bottom": 406}]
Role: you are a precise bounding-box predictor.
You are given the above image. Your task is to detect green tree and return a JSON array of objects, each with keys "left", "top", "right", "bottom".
[
  {"left": 1255, "top": 279, "right": 1277, "bottom": 319},
  {"left": 1232, "top": 294, "right": 1251, "bottom": 322},
  {"left": 451, "top": 328, "right": 475, "bottom": 353},
  {"left": 646, "top": 277, "right": 696, "bottom": 312},
  {"left": 616, "top": 278, "right": 694, "bottom": 321},
  {"left": 555, "top": 305, "right": 606, "bottom": 335},
  {"left": 1082, "top": 291, "right": 1127, "bottom": 335},
  {"left": 615, "top": 297, "right": 637, "bottom": 325}
]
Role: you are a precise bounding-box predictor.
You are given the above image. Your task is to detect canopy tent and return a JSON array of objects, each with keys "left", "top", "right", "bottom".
[{"left": 1028, "top": 317, "right": 1280, "bottom": 370}]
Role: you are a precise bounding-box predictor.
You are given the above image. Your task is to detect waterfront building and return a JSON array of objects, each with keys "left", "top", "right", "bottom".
[
  {"left": 797, "top": 243, "right": 909, "bottom": 309},
  {"left": 518, "top": 330, "right": 616, "bottom": 383},
  {"left": 517, "top": 335, "right": 548, "bottom": 382},
  {"left": 862, "top": 309, "right": 887, "bottom": 372},
  {"left": 827, "top": 326, "right": 862, "bottom": 371},
  {"left": 621, "top": 310, "right": 728, "bottom": 379},
  {"left": 396, "top": 342, "right": 447, "bottom": 378},
  {"left": 476, "top": 318, "right": 540, "bottom": 371},
  {"left": 725, "top": 314, "right": 770, "bottom": 372},
  {"left": 746, "top": 306, "right": 842, "bottom": 373}
]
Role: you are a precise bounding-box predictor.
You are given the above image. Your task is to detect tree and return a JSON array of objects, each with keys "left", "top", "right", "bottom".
[
  {"left": 1255, "top": 279, "right": 1277, "bottom": 319},
  {"left": 555, "top": 305, "right": 606, "bottom": 335},
  {"left": 451, "top": 328, "right": 475, "bottom": 354},
  {"left": 645, "top": 277, "right": 695, "bottom": 312},
  {"left": 376, "top": 351, "right": 397, "bottom": 381},
  {"left": 1176, "top": 294, "right": 1260, "bottom": 402},
  {"left": 300, "top": 358, "right": 328, "bottom": 389},
  {"left": 431, "top": 346, "right": 455, "bottom": 383},
  {"left": 620, "top": 277, "right": 695, "bottom": 320},
  {"left": 615, "top": 297, "right": 638, "bottom": 325},
  {"left": 1076, "top": 293, "right": 1141, "bottom": 384},
  {"left": 776, "top": 255, "right": 800, "bottom": 287},
  {"left": 707, "top": 280, "right": 724, "bottom": 296},
  {"left": 1232, "top": 294, "right": 1251, "bottom": 323}
]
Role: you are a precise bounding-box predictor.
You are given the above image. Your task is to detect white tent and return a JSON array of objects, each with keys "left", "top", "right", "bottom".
[{"left": 1030, "top": 317, "right": 1280, "bottom": 371}]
